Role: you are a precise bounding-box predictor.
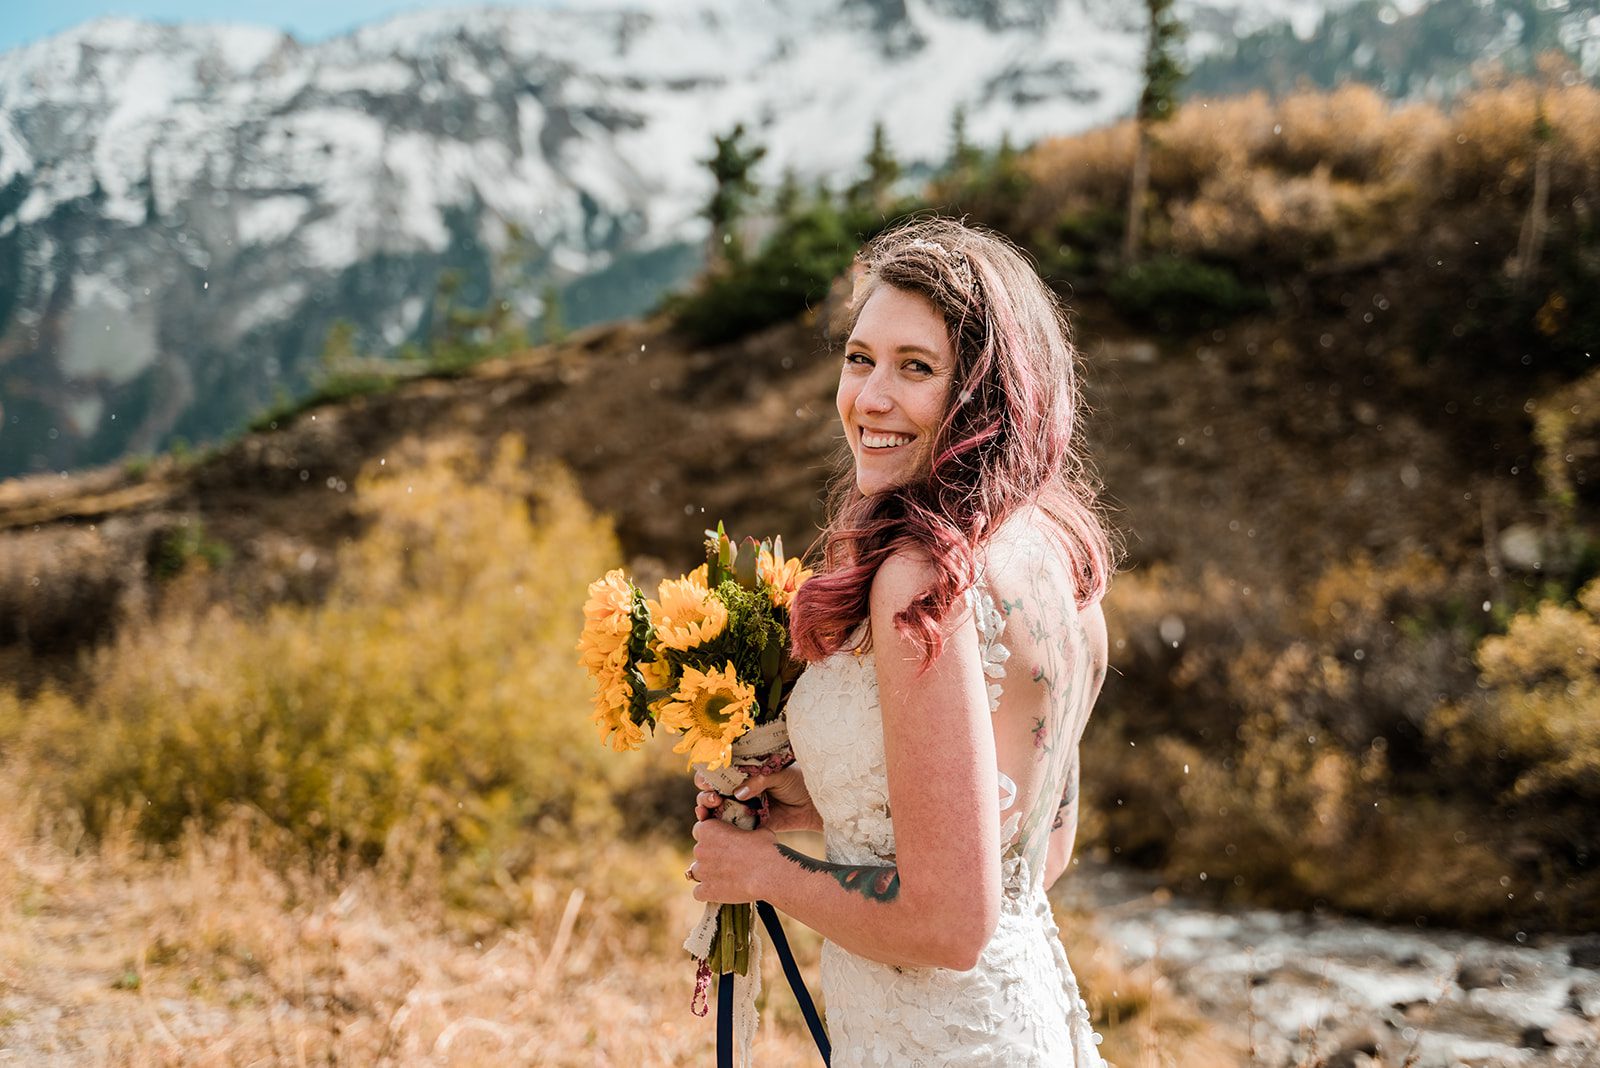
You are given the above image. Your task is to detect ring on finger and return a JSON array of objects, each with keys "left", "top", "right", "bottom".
[{"left": 685, "top": 862, "right": 700, "bottom": 883}]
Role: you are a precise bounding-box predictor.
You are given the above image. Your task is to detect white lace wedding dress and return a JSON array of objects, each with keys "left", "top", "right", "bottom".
[{"left": 784, "top": 573, "right": 1108, "bottom": 1067}]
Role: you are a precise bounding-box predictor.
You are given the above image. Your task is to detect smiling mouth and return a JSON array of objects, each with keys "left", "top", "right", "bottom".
[{"left": 861, "top": 430, "right": 915, "bottom": 450}]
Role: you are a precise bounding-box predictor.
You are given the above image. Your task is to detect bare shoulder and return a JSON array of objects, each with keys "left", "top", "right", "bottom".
[
  {"left": 867, "top": 546, "right": 941, "bottom": 616},
  {"left": 867, "top": 546, "right": 979, "bottom": 656}
]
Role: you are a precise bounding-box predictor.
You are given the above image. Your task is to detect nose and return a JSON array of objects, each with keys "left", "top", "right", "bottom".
[{"left": 857, "top": 367, "right": 893, "bottom": 415}]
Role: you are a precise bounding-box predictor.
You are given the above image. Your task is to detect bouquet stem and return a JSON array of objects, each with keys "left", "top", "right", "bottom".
[{"left": 708, "top": 902, "right": 753, "bottom": 976}]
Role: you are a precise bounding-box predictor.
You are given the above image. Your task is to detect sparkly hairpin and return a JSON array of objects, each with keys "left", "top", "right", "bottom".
[{"left": 903, "top": 237, "right": 976, "bottom": 293}]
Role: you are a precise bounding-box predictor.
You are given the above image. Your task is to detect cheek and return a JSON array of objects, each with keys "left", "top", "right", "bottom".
[
  {"left": 835, "top": 377, "right": 857, "bottom": 429},
  {"left": 912, "top": 384, "right": 953, "bottom": 435}
]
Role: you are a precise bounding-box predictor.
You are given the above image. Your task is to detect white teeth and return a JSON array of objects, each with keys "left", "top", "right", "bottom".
[{"left": 862, "top": 431, "right": 914, "bottom": 449}]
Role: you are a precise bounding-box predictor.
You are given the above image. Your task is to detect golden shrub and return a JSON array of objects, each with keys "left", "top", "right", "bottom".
[
  {"left": 1266, "top": 84, "right": 1397, "bottom": 182},
  {"left": 1532, "top": 363, "right": 1600, "bottom": 511},
  {"left": 1544, "top": 82, "right": 1600, "bottom": 188},
  {"left": 1148, "top": 92, "right": 1276, "bottom": 192},
  {"left": 1019, "top": 122, "right": 1136, "bottom": 233},
  {"left": 1433, "top": 578, "right": 1600, "bottom": 801},
  {"left": 1376, "top": 100, "right": 1453, "bottom": 186},
  {"left": 1445, "top": 84, "right": 1546, "bottom": 197},
  {"left": 1167, "top": 165, "right": 1376, "bottom": 261},
  {"left": 7, "top": 434, "right": 639, "bottom": 880},
  {"left": 1301, "top": 550, "right": 1454, "bottom": 641}
]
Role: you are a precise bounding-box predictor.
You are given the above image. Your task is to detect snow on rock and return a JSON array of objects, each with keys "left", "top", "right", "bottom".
[{"left": 0, "top": 0, "right": 1375, "bottom": 479}]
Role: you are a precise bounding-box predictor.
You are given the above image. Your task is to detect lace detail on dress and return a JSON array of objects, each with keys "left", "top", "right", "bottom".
[
  {"left": 967, "top": 580, "right": 1012, "bottom": 714},
  {"left": 784, "top": 598, "right": 1107, "bottom": 1067},
  {"left": 968, "top": 579, "right": 1021, "bottom": 830}
]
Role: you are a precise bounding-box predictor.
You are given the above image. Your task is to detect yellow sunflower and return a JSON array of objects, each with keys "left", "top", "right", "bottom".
[
  {"left": 648, "top": 566, "right": 728, "bottom": 652},
  {"left": 656, "top": 662, "right": 757, "bottom": 771},
  {"left": 638, "top": 654, "right": 676, "bottom": 714},
  {"left": 757, "top": 543, "right": 813, "bottom": 610},
  {"left": 590, "top": 657, "right": 633, "bottom": 712},
  {"left": 593, "top": 692, "right": 645, "bottom": 752},
  {"left": 577, "top": 568, "right": 635, "bottom": 678}
]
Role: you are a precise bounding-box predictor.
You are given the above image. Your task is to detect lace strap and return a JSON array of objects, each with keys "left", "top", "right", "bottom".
[
  {"left": 966, "top": 578, "right": 1011, "bottom": 713},
  {"left": 967, "top": 576, "right": 1018, "bottom": 816}
]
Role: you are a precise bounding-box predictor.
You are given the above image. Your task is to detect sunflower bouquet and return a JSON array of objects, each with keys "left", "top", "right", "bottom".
[{"left": 576, "top": 523, "right": 810, "bottom": 987}]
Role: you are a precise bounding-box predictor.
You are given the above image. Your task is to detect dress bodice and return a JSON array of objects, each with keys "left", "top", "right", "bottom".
[
  {"left": 784, "top": 579, "right": 1107, "bottom": 1067},
  {"left": 785, "top": 582, "right": 1020, "bottom": 872}
]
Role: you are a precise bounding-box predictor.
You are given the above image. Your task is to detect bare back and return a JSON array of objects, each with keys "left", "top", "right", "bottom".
[{"left": 978, "top": 510, "right": 1109, "bottom": 880}]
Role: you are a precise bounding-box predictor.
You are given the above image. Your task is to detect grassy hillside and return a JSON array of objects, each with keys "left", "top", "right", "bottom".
[
  {"left": 0, "top": 430, "right": 1228, "bottom": 1063},
  {"left": 3, "top": 77, "right": 1599, "bottom": 966}
]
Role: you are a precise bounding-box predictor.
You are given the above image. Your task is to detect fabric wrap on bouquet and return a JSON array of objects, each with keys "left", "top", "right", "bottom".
[{"left": 683, "top": 718, "right": 794, "bottom": 1068}]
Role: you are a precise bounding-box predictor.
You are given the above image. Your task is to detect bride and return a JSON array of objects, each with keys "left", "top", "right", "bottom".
[{"left": 690, "top": 217, "right": 1115, "bottom": 1065}]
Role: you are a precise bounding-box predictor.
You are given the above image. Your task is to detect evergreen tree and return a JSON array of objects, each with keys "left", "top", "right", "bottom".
[
  {"left": 774, "top": 166, "right": 803, "bottom": 221},
  {"left": 849, "top": 121, "right": 901, "bottom": 215},
  {"left": 540, "top": 282, "right": 567, "bottom": 344},
  {"left": 315, "top": 319, "right": 362, "bottom": 387},
  {"left": 1124, "top": 0, "right": 1186, "bottom": 264},
  {"left": 702, "top": 123, "right": 767, "bottom": 270},
  {"left": 991, "top": 131, "right": 1028, "bottom": 201},
  {"left": 947, "top": 104, "right": 983, "bottom": 180}
]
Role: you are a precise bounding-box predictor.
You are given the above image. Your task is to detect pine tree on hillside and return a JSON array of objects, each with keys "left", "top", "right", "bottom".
[
  {"left": 540, "top": 282, "right": 567, "bottom": 344},
  {"left": 319, "top": 319, "right": 359, "bottom": 373},
  {"left": 774, "top": 166, "right": 803, "bottom": 221},
  {"left": 1124, "top": 0, "right": 1186, "bottom": 265},
  {"left": 849, "top": 122, "right": 901, "bottom": 215},
  {"left": 702, "top": 123, "right": 767, "bottom": 271},
  {"left": 947, "top": 103, "right": 983, "bottom": 181},
  {"left": 991, "top": 131, "right": 1028, "bottom": 201}
]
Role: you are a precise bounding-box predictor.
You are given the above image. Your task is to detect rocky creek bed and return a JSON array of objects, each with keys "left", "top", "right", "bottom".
[{"left": 1062, "top": 862, "right": 1600, "bottom": 1067}]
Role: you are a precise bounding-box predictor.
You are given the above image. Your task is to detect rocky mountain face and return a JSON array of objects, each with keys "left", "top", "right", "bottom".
[
  {"left": 1189, "top": 0, "right": 1600, "bottom": 100},
  {"left": 0, "top": 0, "right": 1460, "bottom": 480}
]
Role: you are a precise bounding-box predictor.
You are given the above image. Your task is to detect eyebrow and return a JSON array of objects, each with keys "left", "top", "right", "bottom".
[{"left": 845, "top": 338, "right": 943, "bottom": 359}]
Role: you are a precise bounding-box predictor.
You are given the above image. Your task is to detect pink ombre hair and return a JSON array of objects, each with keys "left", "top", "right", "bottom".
[{"left": 791, "top": 217, "right": 1117, "bottom": 665}]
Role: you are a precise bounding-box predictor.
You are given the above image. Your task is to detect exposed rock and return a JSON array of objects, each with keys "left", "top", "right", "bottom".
[
  {"left": 1569, "top": 936, "right": 1600, "bottom": 970},
  {"left": 1456, "top": 959, "right": 1509, "bottom": 990}
]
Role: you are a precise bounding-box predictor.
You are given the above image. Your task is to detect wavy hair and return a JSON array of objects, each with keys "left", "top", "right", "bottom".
[{"left": 790, "top": 217, "right": 1117, "bottom": 665}]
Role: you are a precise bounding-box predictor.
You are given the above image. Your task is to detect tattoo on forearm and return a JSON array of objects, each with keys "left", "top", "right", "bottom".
[{"left": 776, "top": 844, "right": 901, "bottom": 903}]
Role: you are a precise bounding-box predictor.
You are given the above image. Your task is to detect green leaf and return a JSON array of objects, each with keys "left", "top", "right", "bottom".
[{"left": 735, "top": 536, "right": 760, "bottom": 589}]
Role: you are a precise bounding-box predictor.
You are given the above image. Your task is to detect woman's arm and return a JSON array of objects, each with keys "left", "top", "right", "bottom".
[{"left": 690, "top": 550, "right": 1002, "bottom": 971}]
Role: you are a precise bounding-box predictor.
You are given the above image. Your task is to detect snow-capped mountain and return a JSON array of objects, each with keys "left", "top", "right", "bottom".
[{"left": 0, "top": 0, "right": 1405, "bottom": 478}]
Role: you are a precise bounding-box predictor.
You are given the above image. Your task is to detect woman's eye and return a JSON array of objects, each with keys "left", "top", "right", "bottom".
[
  {"left": 845, "top": 352, "right": 871, "bottom": 366},
  {"left": 906, "top": 360, "right": 932, "bottom": 375}
]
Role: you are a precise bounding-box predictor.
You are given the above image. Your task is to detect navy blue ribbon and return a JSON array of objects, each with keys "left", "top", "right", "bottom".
[{"left": 715, "top": 903, "right": 830, "bottom": 1066}]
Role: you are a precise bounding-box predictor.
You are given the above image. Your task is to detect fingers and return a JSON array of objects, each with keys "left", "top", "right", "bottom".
[{"left": 694, "top": 788, "right": 721, "bottom": 822}]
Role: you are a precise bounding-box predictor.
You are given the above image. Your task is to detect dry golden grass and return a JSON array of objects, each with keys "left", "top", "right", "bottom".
[
  {"left": 0, "top": 779, "right": 1237, "bottom": 1066},
  {"left": 0, "top": 782, "right": 834, "bottom": 1066},
  {"left": 0, "top": 434, "right": 1231, "bottom": 1064}
]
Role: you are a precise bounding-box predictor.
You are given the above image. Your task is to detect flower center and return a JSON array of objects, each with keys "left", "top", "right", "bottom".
[{"left": 695, "top": 693, "right": 735, "bottom": 730}]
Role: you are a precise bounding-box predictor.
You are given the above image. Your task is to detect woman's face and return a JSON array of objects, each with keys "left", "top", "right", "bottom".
[{"left": 836, "top": 284, "right": 957, "bottom": 496}]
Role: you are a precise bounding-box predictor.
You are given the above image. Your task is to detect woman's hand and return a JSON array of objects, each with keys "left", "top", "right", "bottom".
[
  {"left": 690, "top": 818, "right": 778, "bottom": 904},
  {"left": 694, "top": 765, "right": 821, "bottom": 833}
]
